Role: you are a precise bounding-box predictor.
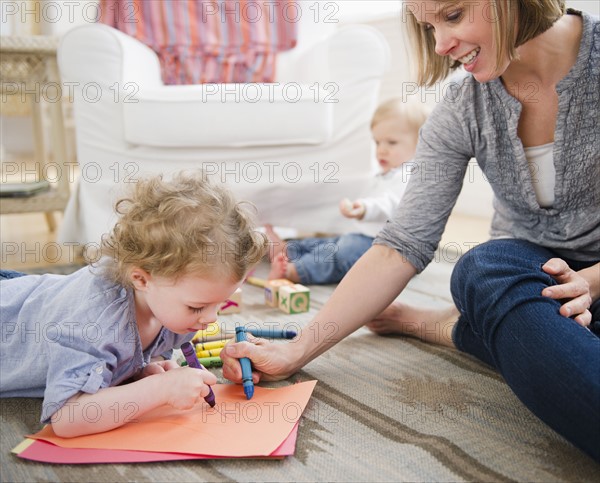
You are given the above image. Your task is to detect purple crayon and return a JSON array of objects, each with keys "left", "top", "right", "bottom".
[{"left": 180, "top": 342, "right": 216, "bottom": 407}]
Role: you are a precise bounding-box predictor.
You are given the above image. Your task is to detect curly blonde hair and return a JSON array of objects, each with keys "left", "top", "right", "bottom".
[
  {"left": 404, "top": 0, "right": 566, "bottom": 86},
  {"left": 100, "top": 172, "right": 267, "bottom": 286}
]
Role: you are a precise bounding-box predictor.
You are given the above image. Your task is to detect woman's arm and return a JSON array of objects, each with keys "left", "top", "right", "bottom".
[
  {"left": 51, "top": 363, "right": 217, "bottom": 438},
  {"left": 222, "top": 244, "right": 417, "bottom": 381}
]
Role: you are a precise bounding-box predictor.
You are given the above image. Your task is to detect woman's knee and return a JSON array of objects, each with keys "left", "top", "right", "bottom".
[
  {"left": 451, "top": 239, "right": 555, "bottom": 291},
  {"left": 450, "top": 239, "right": 559, "bottom": 331},
  {"left": 450, "top": 240, "right": 498, "bottom": 302}
]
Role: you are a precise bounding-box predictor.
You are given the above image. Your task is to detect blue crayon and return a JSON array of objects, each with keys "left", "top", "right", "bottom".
[
  {"left": 180, "top": 342, "right": 216, "bottom": 408},
  {"left": 247, "top": 328, "right": 297, "bottom": 339},
  {"left": 235, "top": 327, "right": 254, "bottom": 400}
]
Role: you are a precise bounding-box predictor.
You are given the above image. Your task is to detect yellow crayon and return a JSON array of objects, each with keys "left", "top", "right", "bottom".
[
  {"left": 191, "top": 322, "right": 221, "bottom": 342},
  {"left": 246, "top": 276, "right": 267, "bottom": 288},
  {"left": 196, "top": 347, "right": 223, "bottom": 358},
  {"left": 195, "top": 339, "right": 229, "bottom": 351}
]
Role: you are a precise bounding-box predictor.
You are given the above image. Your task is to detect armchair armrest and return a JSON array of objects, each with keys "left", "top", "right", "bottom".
[
  {"left": 58, "top": 24, "right": 162, "bottom": 89},
  {"left": 326, "top": 25, "right": 391, "bottom": 84},
  {"left": 276, "top": 25, "right": 390, "bottom": 86}
]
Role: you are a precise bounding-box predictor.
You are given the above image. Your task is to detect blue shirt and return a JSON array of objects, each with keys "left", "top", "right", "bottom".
[{"left": 0, "top": 265, "right": 193, "bottom": 423}]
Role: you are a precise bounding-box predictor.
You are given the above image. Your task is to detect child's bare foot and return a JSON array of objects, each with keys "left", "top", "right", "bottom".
[
  {"left": 267, "top": 253, "right": 302, "bottom": 283},
  {"left": 264, "top": 224, "right": 286, "bottom": 262},
  {"left": 366, "top": 302, "right": 460, "bottom": 348},
  {"left": 268, "top": 253, "right": 288, "bottom": 280}
]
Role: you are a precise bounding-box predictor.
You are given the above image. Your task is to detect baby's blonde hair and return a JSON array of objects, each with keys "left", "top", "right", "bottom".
[
  {"left": 101, "top": 172, "right": 267, "bottom": 286},
  {"left": 370, "top": 98, "right": 429, "bottom": 134}
]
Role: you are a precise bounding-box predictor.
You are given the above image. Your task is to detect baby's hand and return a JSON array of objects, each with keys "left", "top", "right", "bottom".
[
  {"left": 162, "top": 367, "right": 218, "bottom": 410},
  {"left": 339, "top": 198, "right": 366, "bottom": 219}
]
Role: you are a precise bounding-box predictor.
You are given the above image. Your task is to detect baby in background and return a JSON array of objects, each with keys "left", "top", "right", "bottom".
[
  {"left": 0, "top": 172, "right": 267, "bottom": 437},
  {"left": 267, "top": 98, "right": 429, "bottom": 285}
]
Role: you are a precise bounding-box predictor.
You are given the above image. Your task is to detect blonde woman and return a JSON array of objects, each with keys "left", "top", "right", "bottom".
[
  {"left": 223, "top": 1, "right": 600, "bottom": 461},
  {"left": 0, "top": 172, "right": 266, "bottom": 437}
]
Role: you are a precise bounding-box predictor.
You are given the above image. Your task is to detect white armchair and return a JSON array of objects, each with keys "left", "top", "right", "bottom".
[{"left": 57, "top": 22, "right": 390, "bottom": 245}]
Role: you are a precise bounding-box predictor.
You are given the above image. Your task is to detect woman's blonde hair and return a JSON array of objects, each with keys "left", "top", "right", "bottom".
[
  {"left": 371, "top": 97, "right": 429, "bottom": 133},
  {"left": 404, "top": 0, "right": 566, "bottom": 86},
  {"left": 100, "top": 171, "right": 267, "bottom": 286}
]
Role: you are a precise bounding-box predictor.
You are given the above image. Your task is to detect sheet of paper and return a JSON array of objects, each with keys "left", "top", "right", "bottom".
[
  {"left": 15, "top": 423, "right": 298, "bottom": 464},
  {"left": 29, "top": 381, "right": 316, "bottom": 458}
]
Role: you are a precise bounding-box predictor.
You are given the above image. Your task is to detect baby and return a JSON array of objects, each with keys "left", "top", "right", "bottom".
[{"left": 267, "top": 98, "right": 429, "bottom": 285}]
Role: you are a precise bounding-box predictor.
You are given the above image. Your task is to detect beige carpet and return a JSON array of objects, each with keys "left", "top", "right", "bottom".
[{"left": 2, "top": 258, "right": 599, "bottom": 482}]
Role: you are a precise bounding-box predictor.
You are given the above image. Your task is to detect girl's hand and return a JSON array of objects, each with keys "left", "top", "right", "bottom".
[
  {"left": 339, "top": 198, "right": 366, "bottom": 219},
  {"left": 162, "top": 367, "right": 218, "bottom": 410},
  {"left": 542, "top": 258, "right": 592, "bottom": 327},
  {"left": 139, "top": 359, "right": 180, "bottom": 378},
  {"left": 221, "top": 336, "right": 297, "bottom": 383}
]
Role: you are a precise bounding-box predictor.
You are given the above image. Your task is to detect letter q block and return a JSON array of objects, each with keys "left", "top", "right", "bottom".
[
  {"left": 278, "top": 284, "right": 310, "bottom": 314},
  {"left": 218, "top": 288, "right": 242, "bottom": 315}
]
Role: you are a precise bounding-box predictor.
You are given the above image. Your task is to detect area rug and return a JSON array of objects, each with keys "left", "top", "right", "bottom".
[{"left": 2, "top": 259, "right": 599, "bottom": 481}]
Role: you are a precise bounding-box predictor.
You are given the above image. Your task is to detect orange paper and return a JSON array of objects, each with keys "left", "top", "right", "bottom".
[
  {"left": 15, "top": 423, "right": 299, "bottom": 463},
  {"left": 30, "top": 381, "right": 316, "bottom": 458}
]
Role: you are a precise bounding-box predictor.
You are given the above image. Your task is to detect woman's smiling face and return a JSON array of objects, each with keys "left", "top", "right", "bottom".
[{"left": 409, "top": 0, "right": 511, "bottom": 83}]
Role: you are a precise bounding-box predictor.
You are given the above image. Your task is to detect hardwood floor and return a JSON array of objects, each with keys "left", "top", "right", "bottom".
[
  {"left": 0, "top": 211, "right": 75, "bottom": 271},
  {"left": 0, "top": 207, "right": 491, "bottom": 277},
  {"left": 0, "top": 155, "right": 77, "bottom": 271}
]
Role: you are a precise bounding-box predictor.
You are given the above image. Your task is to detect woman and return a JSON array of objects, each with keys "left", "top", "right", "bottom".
[{"left": 223, "top": 1, "right": 600, "bottom": 461}]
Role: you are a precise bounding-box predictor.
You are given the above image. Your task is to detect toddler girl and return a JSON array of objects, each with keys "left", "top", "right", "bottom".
[{"left": 0, "top": 172, "right": 266, "bottom": 437}]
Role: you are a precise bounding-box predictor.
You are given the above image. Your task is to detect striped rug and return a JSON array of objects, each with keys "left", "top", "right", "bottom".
[{"left": 2, "top": 259, "right": 599, "bottom": 481}]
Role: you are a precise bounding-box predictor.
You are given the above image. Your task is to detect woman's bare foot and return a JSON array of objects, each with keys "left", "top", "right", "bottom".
[
  {"left": 264, "top": 224, "right": 286, "bottom": 262},
  {"left": 366, "top": 301, "right": 460, "bottom": 348}
]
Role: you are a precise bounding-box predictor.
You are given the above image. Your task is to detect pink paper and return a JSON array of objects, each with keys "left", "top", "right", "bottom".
[{"left": 16, "top": 423, "right": 298, "bottom": 464}]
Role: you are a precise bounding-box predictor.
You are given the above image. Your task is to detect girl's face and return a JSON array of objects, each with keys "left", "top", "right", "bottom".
[
  {"left": 133, "top": 270, "right": 242, "bottom": 334},
  {"left": 409, "top": 0, "right": 511, "bottom": 83},
  {"left": 372, "top": 117, "right": 418, "bottom": 174}
]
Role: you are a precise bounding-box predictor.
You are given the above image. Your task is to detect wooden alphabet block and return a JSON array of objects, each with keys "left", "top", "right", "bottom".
[
  {"left": 278, "top": 284, "right": 310, "bottom": 314},
  {"left": 218, "top": 287, "right": 242, "bottom": 315},
  {"left": 264, "top": 279, "right": 293, "bottom": 307}
]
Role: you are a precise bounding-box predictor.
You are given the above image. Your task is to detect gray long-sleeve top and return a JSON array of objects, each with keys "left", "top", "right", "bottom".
[{"left": 375, "top": 10, "right": 599, "bottom": 273}]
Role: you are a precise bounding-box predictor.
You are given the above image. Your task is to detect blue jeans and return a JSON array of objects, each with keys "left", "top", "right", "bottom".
[
  {"left": 286, "top": 234, "right": 373, "bottom": 285},
  {"left": 450, "top": 239, "right": 600, "bottom": 462},
  {"left": 0, "top": 269, "right": 27, "bottom": 280}
]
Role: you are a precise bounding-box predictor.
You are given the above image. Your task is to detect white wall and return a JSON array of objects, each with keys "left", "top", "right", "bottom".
[
  {"left": 0, "top": 0, "right": 99, "bottom": 37},
  {"left": 568, "top": 1, "right": 599, "bottom": 15}
]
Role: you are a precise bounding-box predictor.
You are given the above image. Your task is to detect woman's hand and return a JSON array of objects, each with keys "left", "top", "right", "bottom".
[
  {"left": 221, "top": 336, "right": 298, "bottom": 383},
  {"left": 542, "top": 258, "right": 593, "bottom": 327},
  {"left": 339, "top": 198, "right": 366, "bottom": 219}
]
